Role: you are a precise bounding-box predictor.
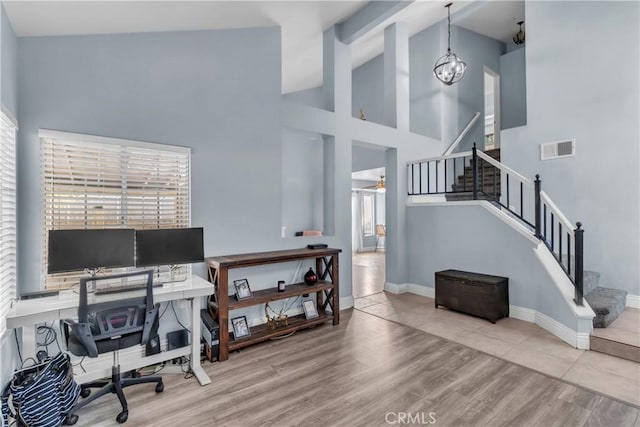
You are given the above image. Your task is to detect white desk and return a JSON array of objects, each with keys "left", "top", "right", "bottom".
[{"left": 6, "top": 274, "right": 213, "bottom": 386}]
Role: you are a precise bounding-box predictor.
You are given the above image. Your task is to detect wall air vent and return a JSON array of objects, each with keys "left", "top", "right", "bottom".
[{"left": 540, "top": 139, "right": 575, "bottom": 160}]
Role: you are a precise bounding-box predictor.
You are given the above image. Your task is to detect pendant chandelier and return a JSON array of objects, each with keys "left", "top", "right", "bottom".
[
  {"left": 433, "top": 2, "right": 467, "bottom": 86},
  {"left": 513, "top": 21, "right": 525, "bottom": 45}
]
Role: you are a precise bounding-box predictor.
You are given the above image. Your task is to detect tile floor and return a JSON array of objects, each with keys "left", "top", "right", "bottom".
[
  {"left": 355, "top": 291, "right": 640, "bottom": 407},
  {"left": 593, "top": 307, "right": 640, "bottom": 347}
]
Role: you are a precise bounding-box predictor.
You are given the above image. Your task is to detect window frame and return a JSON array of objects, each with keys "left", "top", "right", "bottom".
[
  {"left": 40, "top": 129, "right": 192, "bottom": 290},
  {"left": 0, "top": 108, "right": 18, "bottom": 336}
]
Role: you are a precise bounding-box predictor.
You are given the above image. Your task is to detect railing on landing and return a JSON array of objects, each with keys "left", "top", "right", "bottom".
[
  {"left": 407, "top": 144, "right": 585, "bottom": 306},
  {"left": 442, "top": 112, "right": 481, "bottom": 156}
]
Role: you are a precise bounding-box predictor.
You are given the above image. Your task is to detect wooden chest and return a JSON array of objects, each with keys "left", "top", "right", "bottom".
[{"left": 435, "top": 270, "right": 509, "bottom": 323}]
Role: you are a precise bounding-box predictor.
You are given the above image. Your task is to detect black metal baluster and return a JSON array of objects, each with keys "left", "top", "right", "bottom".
[
  {"left": 453, "top": 158, "right": 457, "bottom": 192},
  {"left": 534, "top": 175, "right": 541, "bottom": 238},
  {"left": 551, "top": 213, "right": 555, "bottom": 251},
  {"left": 435, "top": 161, "right": 439, "bottom": 193},
  {"left": 574, "top": 223, "right": 584, "bottom": 306},
  {"left": 411, "top": 164, "right": 414, "bottom": 194},
  {"left": 418, "top": 163, "right": 422, "bottom": 195},
  {"left": 567, "top": 233, "right": 572, "bottom": 277},
  {"left": 520, "top": 181, "right": 524, "bottom": 219},
  {"left": 427, "top": 162, "right": 430, "bottom": 194},
  {"left": 543, "top": 204, "right": 547, "bottom": 242},
  {"left": 506, "top": 174, "right": 510, "bottom": 210},
  {"left": 493, "top": 166, "right": 497, "bottom": 201},
  {"left": 472, "top": 143, "right": 478, "bottom": 200},
  {"left": 559, "top": 223, "right": 563, "bottom": 263},
  {"left": 444, "top": 158, "right": 448, "bottom": 193},
  {"left": 463, "top": 157, "right": 467, "bottom": 192},
  {"left": 481, "top": 159, "right": 485, "bottom": 195}
]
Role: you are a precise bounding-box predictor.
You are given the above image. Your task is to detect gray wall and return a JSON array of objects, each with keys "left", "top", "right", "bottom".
[
  {"left": 16, "top": 28, "right": 284, "bottom": 292},
  {"left": 501, "top": 1, "right": 640, "bottom": 295},
  {"left": 351, "top": 54, "right": 384, "bottom": 124},
  {"left": 1, "top": 4, "right": 17, "bottom": 113},
  {"left": 352, "top": 144, "right": 386, "bottom": 172},
  {"left": 407, "top": 204, "right": 578, "bottom": 329},
  {"left": 500, "top": 46, "right": 526, "bottom": 130},
  {"left": 281, "top": 127, "right": 323, "bottom": 237},
  {"left": 351, "top": 22, "right": 505, "bottom": 152},
  {"left": 447, "top": 26, "right": 505, "bottom": 152},
  {"left": 282, "top": 86, "right": 323, "bottom": 109}
]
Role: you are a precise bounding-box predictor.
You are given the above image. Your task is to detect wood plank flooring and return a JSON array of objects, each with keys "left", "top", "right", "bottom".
[{"left": 75, "top": 310, "right": 639, "bottom": 427}]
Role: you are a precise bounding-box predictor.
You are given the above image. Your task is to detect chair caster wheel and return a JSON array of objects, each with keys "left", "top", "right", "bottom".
[
  {"left": 64, "top": 414, "right": 78, "bottom": 425},
  {"left": 155, "top": 382, "right": 164, "bottom": 393},
  {"left": 80, "top": 388, "right": 91, "bottom": 398},
  {"left": 116, "top": 411, "right": 128, "bottom": 424}
]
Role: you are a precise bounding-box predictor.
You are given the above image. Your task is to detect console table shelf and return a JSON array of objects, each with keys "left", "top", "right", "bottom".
[
  {"left": 206, "top": 247, "right": 341, "bottom": 361},
  {"left": 228, "top": 313, "right": 333, "bottom": 352}
]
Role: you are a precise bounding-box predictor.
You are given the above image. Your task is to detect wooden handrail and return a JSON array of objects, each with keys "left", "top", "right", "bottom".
[
  {"left": 443, "top": 112, "right": 481, "bottom": 156},
  {"left": 540, "top": 191, "right": 575, "bottom": 236},
  {"left": 476, "top": 150, "right": 534, "bottom": 186}
]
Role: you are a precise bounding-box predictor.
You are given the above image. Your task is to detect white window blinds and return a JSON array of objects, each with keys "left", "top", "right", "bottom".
[
  {"left": 41, "top": 131, "right": 190, "bottom": 289},
  {"left": 0, "top": 111, "right": 17, "bottom": 335}
]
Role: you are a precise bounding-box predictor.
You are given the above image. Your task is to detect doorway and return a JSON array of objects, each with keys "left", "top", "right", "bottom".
[
  {"left": 484, "top": 67, "right": 501, "bottom": 150},
  {"left": 351, "top": 167, "right": 386, "bottom": 298}
]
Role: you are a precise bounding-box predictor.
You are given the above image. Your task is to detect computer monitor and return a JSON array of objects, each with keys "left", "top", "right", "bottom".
[
  {"left": 135, "top": 227, "right": 204, "bottom": 268},
  {"left": 47, "top": 229, "right": 135, "bottom": 274}
]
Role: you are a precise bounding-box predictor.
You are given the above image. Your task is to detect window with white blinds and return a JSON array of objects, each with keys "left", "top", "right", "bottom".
[
  {"left": 0, "top": 111, "right": 17, "bottom": 335},
  {"left": 41, "top": 131, "right": 191, "bottom": 289}
]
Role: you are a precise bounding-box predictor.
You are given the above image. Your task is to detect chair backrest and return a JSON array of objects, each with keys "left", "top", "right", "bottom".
[
  {"left": 67, "top": 270, "right": 158, "bottom": 357},
  {"left": 376, "top": 224, "right": 386, "bottom": 237}
]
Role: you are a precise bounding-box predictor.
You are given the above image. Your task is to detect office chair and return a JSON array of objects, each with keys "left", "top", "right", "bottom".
[{"left": 62, "top": 270, "right": 164, "bottom": 424}]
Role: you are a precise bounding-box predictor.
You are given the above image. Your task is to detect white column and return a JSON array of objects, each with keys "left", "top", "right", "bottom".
[
  {"left": 322, "top": 26, "right": 353, "bottom": 297},
  {"left": 384, "top": 22, "right": 410, "bottom": 131}
]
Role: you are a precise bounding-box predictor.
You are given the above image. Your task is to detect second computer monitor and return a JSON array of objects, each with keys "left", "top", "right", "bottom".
[{"left": 135, "top": 227, "right": 204, "bottom": 267}]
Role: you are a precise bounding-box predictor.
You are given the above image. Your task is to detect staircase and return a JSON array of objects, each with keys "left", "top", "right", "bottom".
[
  {"left": 408, "top": 146, "right": 636, "bottom": 356},
  {"left": 584, "top": 271, "right": 638, "bottom": 362},
  {"left": 446, "top": 148, "right": 501, "bottom": 202}
]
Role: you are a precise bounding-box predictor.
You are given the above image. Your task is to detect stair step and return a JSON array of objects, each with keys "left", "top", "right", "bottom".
[
  {"left": 585, "top": 287, "right": 627, "bottom": 328},
  {"left": 483, "top": 148, "right": 501, "bottom": 160},
  {"left": 584, "top": 270, "right": 601, "bottom": 296},
  {"left": 591, "top": 308, "right": 640, "bottom": 362},
  {"left": 445, "top": 192, "right": 496, "bottom": 202}
]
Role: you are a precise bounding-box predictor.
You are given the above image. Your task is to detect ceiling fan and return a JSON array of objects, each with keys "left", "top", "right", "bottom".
[{"left": 363, "top": 175, "right": 386, "bottom": 193}]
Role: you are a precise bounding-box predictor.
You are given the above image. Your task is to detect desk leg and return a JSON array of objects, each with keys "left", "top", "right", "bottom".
[{"left": 189, "top": 296, "right": 211, "bottom": 386}]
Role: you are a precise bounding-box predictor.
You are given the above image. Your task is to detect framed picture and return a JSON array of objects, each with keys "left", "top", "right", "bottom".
[
  {"left": 231, "top": 315, "right": 251, "bottom": 339},
  {"left": 234, "top": 279, "right": 252, "bottom": 300},
  {"left": 302, "top": 300, "right": 319, "bottom": 319}
]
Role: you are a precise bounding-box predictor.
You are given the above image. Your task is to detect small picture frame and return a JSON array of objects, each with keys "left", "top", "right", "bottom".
[
  {"left": 302, "top": 300, "right": 319, "bottom": 319},
  {"left": 234, "top": 279, "right": 252, "bottom": 300},
  {"left": 231, "top": 315, "right": 251, "bottom": 339}
]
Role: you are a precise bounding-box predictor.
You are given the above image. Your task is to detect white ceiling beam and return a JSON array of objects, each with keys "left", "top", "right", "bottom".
[{"left": 337, "top": 1, "right": 414, "bottom": 45}]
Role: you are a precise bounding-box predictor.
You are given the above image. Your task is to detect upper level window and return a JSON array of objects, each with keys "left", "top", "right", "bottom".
[
  {"left": 40, "top": 130, "right": 190, "bottom": 289},
  {"left": 0, "top": 110, "right": 17, "bottom": 335}
]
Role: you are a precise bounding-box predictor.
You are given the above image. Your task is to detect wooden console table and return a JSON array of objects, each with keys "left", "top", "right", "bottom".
[{"left": 206, "top": 247, "right": 341, "bottom": 361}]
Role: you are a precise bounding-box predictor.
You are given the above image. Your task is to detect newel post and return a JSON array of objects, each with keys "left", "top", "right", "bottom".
[
  {"left": 534, "top": 175, "right": 542, "bottom": 239},
  {"left": 574, "top": 222, "right": 584, "bottom": 306},
  {"left": 472, "top": 143, "right": 478, "bottom": 200}
]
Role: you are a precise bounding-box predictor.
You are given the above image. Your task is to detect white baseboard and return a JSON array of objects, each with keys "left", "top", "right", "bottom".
[
  {"left": 384, "top": 282, "right": 407, "bottom": 294},
  {"left": 388, "top": 285, "right": 590, "bottom": 350},
  {"left": 407, "top": 283, "right": 435, "bottom": 298},
  {"left": 340, "top": 295, "right": 354, "bottom": 310},
  {"left": 509, "top": 305, "right": 537, "bottom": 323},
  {"left": 626, "top": 294, "right": 640, "bottom": 309}
]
